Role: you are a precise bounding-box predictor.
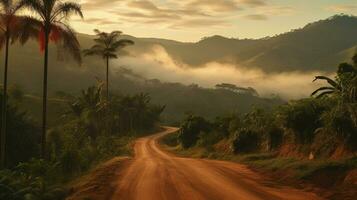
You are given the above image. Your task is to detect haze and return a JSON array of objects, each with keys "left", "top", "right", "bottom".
[{"left": 114, "top": 45, "right": 331, "bottom": 99}]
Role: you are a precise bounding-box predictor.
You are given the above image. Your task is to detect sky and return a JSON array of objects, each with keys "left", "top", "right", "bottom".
[{"left": 72, "top": 0, "right": 357, "bottom": 42}]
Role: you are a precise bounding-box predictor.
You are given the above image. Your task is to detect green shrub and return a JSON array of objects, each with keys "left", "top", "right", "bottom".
[
  {"left": 232, "top": 129, "right": 260, "bottom": 153},
  {"left": 197, "top": 131, "right": 223, "bottom": 149},
  {"left": 322, "top": 104, "right": 357, "bottom": 150},
  {"left": 278, "top": 98, "right": 328, "bottom": 143},
  {"left": 178, "top": 115, "right": 211, "bottom": 148}
]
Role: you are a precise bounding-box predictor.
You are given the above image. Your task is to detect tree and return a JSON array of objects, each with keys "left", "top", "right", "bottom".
[
  {"left": 22, "top": 0, "right": 83, "bottom": 158},
  {"left": 312, "top": 61, "right": 357, "bottom": 103},
  {"left": 83, "top": 29, "right": 134, "bottom": 100},
  {"left": 178, "top": 115, "right": 211, "bottom": 148},
  {"left": 0, "top": 0, "right": 34, "bottom": 168}
]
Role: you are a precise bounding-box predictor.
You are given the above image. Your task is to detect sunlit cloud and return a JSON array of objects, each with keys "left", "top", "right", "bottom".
[
  {"left": 243, "top": 14, "right": 268, "bottom": 20},
  {"left": 186, "top": 0, "right": 242, "bottom": 12},
  {"left": 238, "top": 0, "right": 267, "bottom": 7},
  {"left": 77, "top": 0, "right": 295, "bottom": 34},
  {"left": 326, "top": 4, "right": 357, "bottom": 12}
]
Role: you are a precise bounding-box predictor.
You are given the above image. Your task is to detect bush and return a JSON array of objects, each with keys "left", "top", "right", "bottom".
[
  {"left": 0, "top": 93, "right": 40, "bottom": 167},
  {"left": 0, "top": 159, "right": 67, "bottom": 200},
  {"left": 232, "top": 129, "right": 260, "bottom": 153},
  {"left": 178, "top": 115, "right": 211, "bottom": 148},
  {"left": 197, "top": 131, "right": 223, "bottom": 149},
  {"left": 322, "top": 104, "right": 357, "bottom": 150},
  {"left": 278, "top": 98, "right": 328, "bottom": 144}
]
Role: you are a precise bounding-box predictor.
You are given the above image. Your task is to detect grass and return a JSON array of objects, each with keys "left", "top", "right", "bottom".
[{"left": 160, "top": 131, "right": 357, "bottom": 196}]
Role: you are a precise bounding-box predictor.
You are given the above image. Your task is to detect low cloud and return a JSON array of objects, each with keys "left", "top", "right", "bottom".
[{"left": 114, "top": 45, "right": 331, "bottom": 100}]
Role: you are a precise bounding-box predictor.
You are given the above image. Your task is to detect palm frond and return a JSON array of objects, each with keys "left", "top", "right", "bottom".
[
  {"left": 106, "top": 53, "right": 117, "bottom": 59},
  {"left": 51, "top": 2, "right": 83, "bottom": 22},
  {"left": 52, "top": 21, "right": 81, "bottom": 64},
  {"left": 313, "top": 76, "right": 341, "bottom": 90},
  {"left": 20, "top": 0, "right": 45, "bottom": 20},
  {"left": 311, "top": 86, "right": 335, "bottom": 96},
  {"left": 0, "top": 0, "right": 10, "bottom": 11},
  {"left": 111, "top": 39, "right": 134, "bottom": 49},
  {"left": 11, "top": 16, "right": 41, "bottom": 45},
  {"left": 83, "top": 48, "right": 104, "bottom": 57},
  {"left": 315, "top": 91, "right": 334, "bottom": 99}
]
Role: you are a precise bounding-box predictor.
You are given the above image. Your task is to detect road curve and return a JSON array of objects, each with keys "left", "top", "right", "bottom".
[{"left": 111, "top": 127, "right": 323, "bottom": 200}]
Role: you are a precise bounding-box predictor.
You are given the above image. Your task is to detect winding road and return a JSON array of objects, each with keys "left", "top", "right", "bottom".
[{"left": 111, "top": 127, "right": 322, "bottom": 200}]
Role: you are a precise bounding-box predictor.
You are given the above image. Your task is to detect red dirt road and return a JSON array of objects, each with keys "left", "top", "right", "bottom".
[{"left": 111, "top": 127, "right": 323, "bottom": 200}]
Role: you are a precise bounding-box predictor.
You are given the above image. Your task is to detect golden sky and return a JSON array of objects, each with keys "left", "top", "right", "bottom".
[{"left": 72, "top": 0, "right": 357, "bottom": 42}]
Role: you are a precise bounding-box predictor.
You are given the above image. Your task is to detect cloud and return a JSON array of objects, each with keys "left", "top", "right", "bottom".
[
  {"left": 326, "top": 4, "right": 357, "bottom": 12},
  {"left": 128, "top": 0, "right": 159, "bottom": 11},
  {"left": 239, "top": 0, "right": 266, "bottom": 7},
  {"left": 243, "top": 14, "right": 268, "bottom": 20},
  {"left": 258, "top": 6, "right": 294, "bottom": 16},
  {"left": 186, "top": 0, "right": 242, "bottom": 12},
  {"left": 81, "top": 0, "right": 123, "bottom": 9},
  {"left": 114, "top": 45, "right": 331, "bottom": 99},
  {"left": 170, "top": 19, "right": 229, "bottom": 29},
  {"left": 78, "top": 17, "right": 121, "bottom": 25},
  {"left": 78, "top": 0, "right": 295, "bottom": 34}
]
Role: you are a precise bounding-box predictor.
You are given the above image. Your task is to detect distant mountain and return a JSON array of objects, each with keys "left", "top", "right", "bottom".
[
  {"left": 125, "top": 14, "right": 357, "bottom": 72},
  {"left": 2, "top": 15, "right": 355, "bottom": 93},
  {"left": 0, "top": 15, "right": 355, "bottom": 122}
]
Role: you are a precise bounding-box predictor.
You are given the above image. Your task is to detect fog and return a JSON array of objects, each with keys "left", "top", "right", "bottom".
[{"left": 114, "top": 45, "right": 332, "bottom": 100}]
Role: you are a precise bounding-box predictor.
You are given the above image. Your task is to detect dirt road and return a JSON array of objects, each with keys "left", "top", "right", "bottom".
[{"left": 111, "top": 127, "right": 323, "bottom": 200}]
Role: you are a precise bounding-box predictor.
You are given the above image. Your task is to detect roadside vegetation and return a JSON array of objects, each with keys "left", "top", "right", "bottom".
[
  {"left": 0, "top": 83, "right": 163, "bottom": 199},
  {"left": 162, "top": 55, "right": 357, "bottom": 200},
  {"left": 0, "top": 1, "right": 165, "bottom": 199}
]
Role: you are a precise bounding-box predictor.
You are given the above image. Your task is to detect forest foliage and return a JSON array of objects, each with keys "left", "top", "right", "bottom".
[
  {"left": 177, "top": 55, "right": 357, "bottom": 156},
  {"left": 0, "top": 83, "right": 164, "bottom": 199}
]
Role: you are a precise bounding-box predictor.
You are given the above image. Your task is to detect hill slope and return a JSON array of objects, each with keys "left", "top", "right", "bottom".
[{"left": 134, "top": 15, "right": 357, "bottom": 72}]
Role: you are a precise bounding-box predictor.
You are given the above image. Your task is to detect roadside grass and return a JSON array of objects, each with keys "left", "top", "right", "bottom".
[{"left": 160, "top": 131, "right": 357, "bottom": 192}]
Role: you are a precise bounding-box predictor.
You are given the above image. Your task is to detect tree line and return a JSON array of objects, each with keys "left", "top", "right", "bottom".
[{"left": 177, "top": 55, "right": 357, "bottom": 157}]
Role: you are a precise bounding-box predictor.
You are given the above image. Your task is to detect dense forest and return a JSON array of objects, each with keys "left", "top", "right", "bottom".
[{"left": 162, "top": 55, "right": 357, "bottom": 199}]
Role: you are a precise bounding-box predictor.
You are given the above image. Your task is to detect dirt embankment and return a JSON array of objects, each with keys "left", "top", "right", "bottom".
[{"left": 66, "top": 157, "right": 131, "bottom": 200}]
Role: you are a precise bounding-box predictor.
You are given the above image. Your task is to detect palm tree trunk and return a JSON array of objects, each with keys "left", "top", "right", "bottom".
[
  {"left": 0, "top": 33, "right": 10, "bottom": 168},
  {"left": 41, "top": 30, "right": 49, "bottom": 159},
  {"left": 106, "top": 57, "right": 109, "bottom": 101}
]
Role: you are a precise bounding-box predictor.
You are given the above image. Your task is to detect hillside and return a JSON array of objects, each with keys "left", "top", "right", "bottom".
[
  {"left": 1, "top": 15, "right": 356, "bottom": 93},
  {"left": 1, "top": 15, "right": 356, "bottom": 122},
  {"left": 133, "top": 15, "right": 357, "bottom": 72}
]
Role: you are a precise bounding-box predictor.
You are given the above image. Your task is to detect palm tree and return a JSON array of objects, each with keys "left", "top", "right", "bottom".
[
  {"left": 21, "top": 0, "right": 83, "bottom": 158},
  {"left": 312, "top": 61, "right": 357, "bottom": 102},
  {"left": 0, "top": 0, "right": 31, "bottom": 167},
  {"left": 83, "top": 29, "right": 134, "bottom": 101}
]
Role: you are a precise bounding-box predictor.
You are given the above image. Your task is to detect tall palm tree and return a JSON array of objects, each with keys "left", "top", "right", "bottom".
[
  {"left": 21, "top": 0, "right": 83, "bottom": 158},
  {"left": 0, "top": 0, "right": 30, "bottom": 168},
  {"left": 83, "top": 29, "right": 134, "bottom": 101}
]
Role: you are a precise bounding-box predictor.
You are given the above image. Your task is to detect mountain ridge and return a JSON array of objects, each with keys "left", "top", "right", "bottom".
[{"left": 111, "top": 14, "right": 357, "bottom": 72}]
